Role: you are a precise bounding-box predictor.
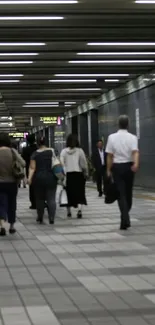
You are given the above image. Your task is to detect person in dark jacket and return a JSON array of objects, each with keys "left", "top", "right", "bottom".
[
  {"left": 92, "top": 140, "right": 106, "bottom": 197},
  {"left": 28, "top": 137, "right": 57, "bottom": 224},
  {"left": 22, "top": 134, "right": 37, "bottom": 209}
]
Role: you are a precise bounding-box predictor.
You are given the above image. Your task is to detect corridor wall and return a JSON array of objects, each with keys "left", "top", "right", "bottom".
[{"left": 98, "top": 84, "right": 155, "bottom": 188}]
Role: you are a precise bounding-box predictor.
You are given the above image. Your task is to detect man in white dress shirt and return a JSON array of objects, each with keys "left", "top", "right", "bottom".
[{"left": 106, "top": 115, "right": 139, "bottom": 230}]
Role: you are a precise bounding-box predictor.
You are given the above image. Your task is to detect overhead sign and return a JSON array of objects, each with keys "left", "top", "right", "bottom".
[
  {"left": 40, "top": 116, "right": 64, "bottom": 125},
  {"left": 0, "top": 116, "right": 12, "bottom": 121},
  {"left": 0, "top": 122, "right": 13, "bottom": 127},
  {"left": 9, "top": 132, "right": 28, "bottom": 138}
]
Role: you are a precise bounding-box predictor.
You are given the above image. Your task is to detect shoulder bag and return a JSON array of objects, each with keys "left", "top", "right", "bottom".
[
  {"left": 11, "top": 149, "right": 25, "bottom": 180},
  {"left": 51, "top": 149, "right": 64, "bottom": 182}
]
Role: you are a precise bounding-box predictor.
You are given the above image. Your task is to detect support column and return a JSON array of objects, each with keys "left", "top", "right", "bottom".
[
  {"left": 72, "top": 116, "right": 78, "bottom": 135},
  {"left": 88, "top": 109, "right": 99, "bottom": 155},
  {"left": 65, "top": 117, "right": 72, "bottom": 136},
  {"left": 78, "top": 113, "right": 89, "bottom": 155}
]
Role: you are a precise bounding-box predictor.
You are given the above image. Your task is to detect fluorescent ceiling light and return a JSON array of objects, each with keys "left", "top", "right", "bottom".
[
  {"left": 0, "top": 0, "right": 78, "bottom": 3},
  {"left": 0, "top": 79, "right": 20, "bottom": 82},
  {"left": 0, "top": 61, "right": 33, "bottom": 64},
  {"left": 87, "top": 42, "right": 155, "bottom": 46},
  {"left": 26, "top": 101, "right": 59, "bottom": 104},
  {"left": 0, "top": 42, "right": 45, "bottom": 46},
  {"left": 49, "top": 79, "right": 97, "bottom": 83},
  {"left": 104, "top": 79, "right": 119, "bottom": 82},
  {"left": 0, "top": 74, "right": 23, "bottom": 76},
  {"left": 77, "top": 52, "right": 155, "bottom": 56},
  {"left": 0, "top": 16, "right": 64, "bottom": 20},
  {"left": 0, "top": 53, "right": 38, "bottom": 56},
  {"left": 135, "top": 1, "right": 155, "bottom": 3},
  {"left": 55, "top": 73, "right": 129, "bottom": 77},
  {"left": 69, "top": 60, "right": 154, "bottom": 64},
  {"left": 65, "top": 104, "right": 72, "bottom": 107},
  {"left": 23, "top": 104, "right": 59, "bottom": 107},
  {"left": 65, "top": 101, "right": 76, "bottom": 104},
  {"left": 49, "top": 88, "right": 101, "bottom": 91}
]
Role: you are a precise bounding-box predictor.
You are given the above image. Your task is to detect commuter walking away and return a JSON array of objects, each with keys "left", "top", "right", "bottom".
[
  {"left": 92, "top": 140, "right": 106, "bottom": 197},
  {"left": 22, "top": 134, "right": 37, "bottom": 209},
  {"left": 60, "top": 134, "right": 88, "bottom": 219},
  {"left": 12, "top": 141, "right": 26, "bottom": 189},
  {"left": 28, "top": 137, "right": 57, "bottom": 224},
  {"left": 0, "top": 133, "right": 25, "bottom": 236},
  {"left": 106, "top": 115, "right": 139, "bottom": 230}
]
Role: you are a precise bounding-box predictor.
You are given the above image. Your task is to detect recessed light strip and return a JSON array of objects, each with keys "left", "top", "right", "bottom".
[
  {"left": 26, "top": 102, "right": 59, "bottom": 104},
  {"left": 0, "top": 0, "right": 78, "bottom": 3},
  {"left": 0, "top": 53, "right": 38, "bottom": 56},
  {"left": 0, "top": 42, "right": 45, "bottom": 46},
  {"left": 49, "top": 79, "right": 97, "bottom": 83},
  {"left": 65, "top": 101, "right": 76, "bottom": 104},
  {"left": 77, "top": 52, "right": 155, "bottom": 56},
  {"left": 0, "top": 16, "right": 64, "bottom": 20},
  {"left": 0, "top": 79, "right": 20, "bottom": 82},
  {"left": 49, "top": 88, "right": 101, "bottom": 91},
  {"left": 87, "top": 42, "right": 155, "bottom": 46},
  {"left": 105, "top": 79, "right": 119, "bottom": 82},
  {"left": 0, "top": 61, "right": 33, "bottom": 64},
  {"left": 55, "top": 74, "right": 129, "bottom": 77},
  {"left": 135, "top": 1, "right": 155, "bottom": 3},
  {"left": 23, "top": 104, "right": 59, "bottom": 107},
  {"left": 0, "top": 74, "right": 23, "bottom": 76},
  {"left": 69, "top": 60, "right": 154, "bottom": 64}
]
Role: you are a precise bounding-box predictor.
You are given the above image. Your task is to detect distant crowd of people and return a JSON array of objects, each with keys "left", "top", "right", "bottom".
[{"left": 0, "top": 114, "right": 139, "bottom": 236}]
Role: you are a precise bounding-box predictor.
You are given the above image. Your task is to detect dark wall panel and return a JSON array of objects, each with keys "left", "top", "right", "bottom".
[
  {"left": 78, "top": 113, "right": 89, "bottom": 155},
  {"left": 98, "top": 84, "right": 155, "bottom": 188}
]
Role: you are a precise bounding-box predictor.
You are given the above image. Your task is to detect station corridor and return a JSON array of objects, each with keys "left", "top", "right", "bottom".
[{"left": 0, "top": 187, "right": 154, "bottom": 325}]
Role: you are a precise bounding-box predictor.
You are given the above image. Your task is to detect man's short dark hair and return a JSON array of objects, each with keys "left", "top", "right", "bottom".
[
  {"left": 27, "top": 134, "right": 35, "bottom": 145},
  {"left": 0, "top": 133, "right": 11, "bottom": 148},
  {"left": 118, "top": 115, "right": 129, "bottom": 130}
]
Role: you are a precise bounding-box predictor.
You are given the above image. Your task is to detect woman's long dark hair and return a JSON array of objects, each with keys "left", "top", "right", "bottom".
[{"left": 66, "top": 134, "right": 80, "bottom": 149}]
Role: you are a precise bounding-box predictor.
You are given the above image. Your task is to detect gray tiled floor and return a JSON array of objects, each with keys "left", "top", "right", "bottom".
[{"left": 0, "top": 187, "right": 155, "bottom": 324}]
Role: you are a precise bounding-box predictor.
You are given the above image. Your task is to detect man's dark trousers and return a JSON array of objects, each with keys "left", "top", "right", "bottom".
[
  {"left": 113, "top": 163, "right": 134, "bottom": 227},
  {"left": 96, "top": 165, "right": 106, "bottom": 195}
]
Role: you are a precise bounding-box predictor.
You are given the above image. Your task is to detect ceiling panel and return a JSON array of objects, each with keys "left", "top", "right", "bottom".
[{"left": 0, "top": 0, "right": 154, "bottom": 129}]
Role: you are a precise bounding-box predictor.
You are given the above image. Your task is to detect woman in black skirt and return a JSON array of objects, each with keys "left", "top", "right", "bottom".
[{"left": 60, "top": 134, "right": 88, "bottom": 219}]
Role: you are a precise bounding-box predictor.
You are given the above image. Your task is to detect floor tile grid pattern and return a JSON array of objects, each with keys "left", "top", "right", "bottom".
[{"left": 0, "top": 187, "right": 155, "bottom": 324}]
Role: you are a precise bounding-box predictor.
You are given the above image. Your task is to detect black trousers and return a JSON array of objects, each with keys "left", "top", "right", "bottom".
[
  {"left": 0, "top": 182, "right": 17, "bottom": 224},
  {"left": 35, "top": 186, "right": 57, "bottom": 222},
  {"left": 113, "top": 163, "right": 134, "bottom": 227},
  {"left": 29, "top": 183, "right": 36, "bottom": 208},
  {"left": 96, "top": 166, "right": 106, "bottom": 194}
]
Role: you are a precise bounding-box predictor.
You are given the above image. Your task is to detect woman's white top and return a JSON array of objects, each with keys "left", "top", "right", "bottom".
[
  {"left": 106, "top": 130, "right": 139, "bottom": 164},
  {"left": 60, "top": 147, "right": 88, "bottom": 173}
]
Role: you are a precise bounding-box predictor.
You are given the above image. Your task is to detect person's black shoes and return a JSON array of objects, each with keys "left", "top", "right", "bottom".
[
  {"left": 98, "top": 192, "right": 103, "bottom": 197},
  {"left": 77, "top": 211, "right": 82, "bottom": 219},
  {"left": 29, "top": 205, "right": 36, "bottom": 210},
  {"left": 9, "top": 228, "right": 16, "bottom": 234},
  {"left": 120, "top": 225, "right": 127, "bottom": 230},
  {"left": 49, "top": 220, "right": 54, "bottom": 225},
  {"left": 67, "top": 213, "right": 72, "bottom": 218},
  {"left": 120, "top": 222, "right": 131, "bottom": 230},
  {"left": 0, "top": 228, "right": 6, "bottom": 236}
]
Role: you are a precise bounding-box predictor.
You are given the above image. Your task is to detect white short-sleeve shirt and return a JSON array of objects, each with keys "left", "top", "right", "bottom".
[{"left": 105, "top": 130, "right": 138, "bottom": 163}]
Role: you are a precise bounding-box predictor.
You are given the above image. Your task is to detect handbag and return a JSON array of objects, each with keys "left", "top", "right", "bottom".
[
  {"left": 59, "top": 187, "right": 68, "bottom": 207},
  {"left": 11, "top": 149, "right": 25, "bottom": 180},
  {"left": 51, "top": 149, "right": 64, "bottom": 181},
  {"left": 104, "top": 175, "right": 118, "bottom": 204}
]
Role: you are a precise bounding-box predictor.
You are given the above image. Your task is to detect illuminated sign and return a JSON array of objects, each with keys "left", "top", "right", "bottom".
[
  {"left": 9, "top": 132, "right": 28, "bottom": 138},
  {"left": 40, "top": 116, "right": 64, "bottom": 125}
]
